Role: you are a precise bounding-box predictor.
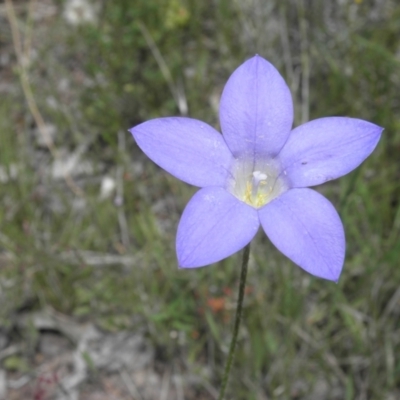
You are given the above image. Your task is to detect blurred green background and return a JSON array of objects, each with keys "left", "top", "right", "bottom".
[{"left": 1, "top": 0, "right": 400, "bottom": 398}]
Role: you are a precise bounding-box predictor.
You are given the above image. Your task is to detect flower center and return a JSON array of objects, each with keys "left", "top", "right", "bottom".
[{"left": 228, "top": 159, "right": 288, "bottom": 208}]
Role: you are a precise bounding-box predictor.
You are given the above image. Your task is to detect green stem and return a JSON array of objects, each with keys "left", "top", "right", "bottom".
[{"left": 217, "top": 243, "right": 251, "bottom": 400}]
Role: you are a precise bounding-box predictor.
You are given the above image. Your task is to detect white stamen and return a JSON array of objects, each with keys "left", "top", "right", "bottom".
[{"left": 251, "top": 171, "right": 267, "bottom": 198}]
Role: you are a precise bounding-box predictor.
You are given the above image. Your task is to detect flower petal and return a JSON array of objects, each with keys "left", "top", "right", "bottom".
[
  {"left": 278, "top": 117, "right": 383, "bottom": 187},
  {"left": 259, "top": 188, "right": 345, "bottom": 281},
  {"left": 130, "top": 117, "right": 234, "bottom": 187},
  {"left": 219, "top": 55, "right": 293, "bottom": 159},
  {"left": 177, "top": 187, "right": 259, "bottom": 268}
]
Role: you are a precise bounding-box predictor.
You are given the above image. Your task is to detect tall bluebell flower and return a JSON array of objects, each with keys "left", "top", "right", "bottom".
[{"left": 130, "top": 55, "right": 383, "bottom": 281}]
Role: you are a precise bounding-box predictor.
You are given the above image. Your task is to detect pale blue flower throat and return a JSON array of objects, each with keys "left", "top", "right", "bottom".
[{"left": 228, "top": 158, "right": 288, "bottom": 209}]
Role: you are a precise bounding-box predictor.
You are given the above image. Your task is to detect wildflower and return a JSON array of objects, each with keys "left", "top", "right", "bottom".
[{"left": 129, "top": 55, "right": 382, "bottom": 281}]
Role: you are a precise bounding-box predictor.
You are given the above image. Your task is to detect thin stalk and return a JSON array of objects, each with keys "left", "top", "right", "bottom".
[{"left": 217, "top": 243, "right": 251, "bottom": 400}]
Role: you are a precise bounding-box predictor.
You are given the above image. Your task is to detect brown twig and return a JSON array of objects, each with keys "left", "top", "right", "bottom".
[{"left": 5, "top": 0, "right": 83, "bottom": 196}]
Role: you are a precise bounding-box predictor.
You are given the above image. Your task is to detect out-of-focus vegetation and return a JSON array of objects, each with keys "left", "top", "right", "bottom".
[{"left": 1, "top": 0, "right": 400, "bottom": 398}]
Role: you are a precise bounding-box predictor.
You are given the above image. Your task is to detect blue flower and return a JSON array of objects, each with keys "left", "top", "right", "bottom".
[{"left": 130, "top": 55, "right": 383, "bottom": 281}]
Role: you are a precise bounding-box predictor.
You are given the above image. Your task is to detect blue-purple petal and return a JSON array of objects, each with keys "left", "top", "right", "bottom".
[
  {"left": 278, "top": 117, "right": 383, "bottom": 187},
  {"left": 258, "top": 188, "right": 345, "bottom": 281},
  {"left": 219, "top": 55, "right": 293, "bottom": 159},
  {"left": 130, "top": 117, "right": 234, "bottom": 187},
  {"left": 177, "top": 187, "right": 259, "bottom": 268}
]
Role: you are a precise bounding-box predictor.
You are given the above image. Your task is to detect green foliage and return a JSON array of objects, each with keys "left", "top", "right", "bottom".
[
  {"left": 4, "top": 356, "right": 30, "bottom": 373},
  {"left": 73, "top": 0, "right": 243, "bottom": 144}
]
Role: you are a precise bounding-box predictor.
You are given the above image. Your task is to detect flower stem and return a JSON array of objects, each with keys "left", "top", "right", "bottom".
[{"left": 217, "top": 242, "right": 251, "bottom": 400}]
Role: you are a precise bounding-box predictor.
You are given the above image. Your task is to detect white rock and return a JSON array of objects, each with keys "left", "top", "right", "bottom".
[
  {"left": 63, "top": 0, "right": 98, "bottom": 26},
  {"left": 99, "top": 176, "right": 116, "bottom": 199},
  {"left": 0, "top": 369, "right": 6, "bottom": 400}
]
